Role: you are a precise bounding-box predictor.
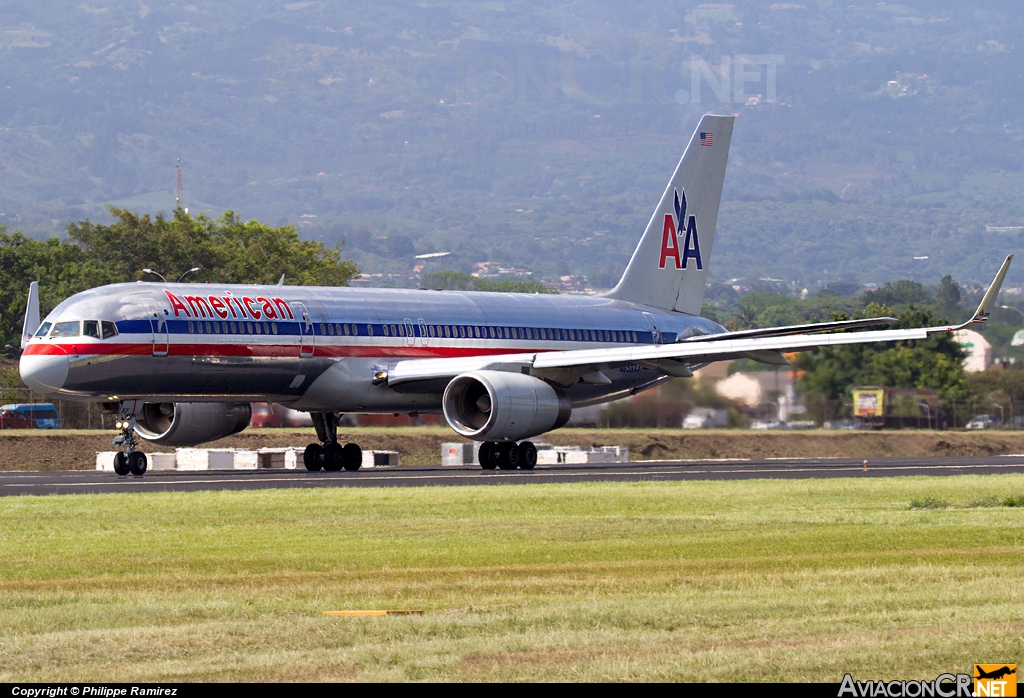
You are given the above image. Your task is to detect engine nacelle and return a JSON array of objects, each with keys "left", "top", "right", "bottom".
[
  {"left": 443, "top": 370, "right": 571, "bottom": 442},
  {"left": 134, "top": 402, "right": 252, "bottom": 447}
]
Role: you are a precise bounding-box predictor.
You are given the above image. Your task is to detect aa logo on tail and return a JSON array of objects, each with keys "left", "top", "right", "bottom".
[{"left": 658, "top": 188, "right": 702, "bottom": 270}]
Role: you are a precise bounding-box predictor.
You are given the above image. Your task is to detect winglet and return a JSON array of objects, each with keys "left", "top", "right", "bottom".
[
  {"left": 20, "top": 281, "right": 39, "bottom": 349},
  {"left": 965, "top": 254, "right": 1013, "bottom": 326}
]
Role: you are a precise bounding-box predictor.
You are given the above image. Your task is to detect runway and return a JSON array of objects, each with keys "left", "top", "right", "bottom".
[{"left": 3, "top": 455, "right": 1024, "bottom": 496}]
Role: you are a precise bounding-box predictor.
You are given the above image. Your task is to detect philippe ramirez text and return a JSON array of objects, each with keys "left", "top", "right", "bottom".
[{"left": 11, "top": 689, "right": 178, "bottom": 697}]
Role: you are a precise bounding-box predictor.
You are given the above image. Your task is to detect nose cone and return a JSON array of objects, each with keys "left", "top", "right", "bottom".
[{"left": 20, "top": 349, "right": 69, "bottom": 394}]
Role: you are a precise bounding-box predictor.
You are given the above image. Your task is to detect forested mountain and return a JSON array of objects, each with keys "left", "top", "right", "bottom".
[{"left": 2, "top": 1, "right": 1023, "bottom": 288}]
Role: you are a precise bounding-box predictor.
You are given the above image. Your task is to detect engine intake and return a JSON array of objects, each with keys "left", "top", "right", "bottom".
[
  {"left": 135, "top": 402, "right": 252, "bottom": 446},
  {"left": 443, "top": 370, "right": 571, "bottom": 442}
]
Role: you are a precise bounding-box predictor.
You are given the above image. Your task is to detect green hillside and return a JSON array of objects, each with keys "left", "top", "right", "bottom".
[{"left": 1, "top": 1, "right": 1022, "bottom": 287}]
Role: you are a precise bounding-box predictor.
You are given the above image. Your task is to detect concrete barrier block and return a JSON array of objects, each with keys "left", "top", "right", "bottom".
[
  {"left": 441, "top": 442, "right": 479, "bottom": 466},
  {"left": 149, "top": 453, "right": 178, "bottom": 470},
  {"left": 362, "top": 450, "right": 399, "bottom": 468},
  {"left": 96, "top": 451, "right": 118, "bottom": 471}
]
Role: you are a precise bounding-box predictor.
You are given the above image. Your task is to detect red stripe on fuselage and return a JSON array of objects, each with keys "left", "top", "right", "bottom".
[{"left": 25, "top": 341, "right": 563, "bottom": 359}]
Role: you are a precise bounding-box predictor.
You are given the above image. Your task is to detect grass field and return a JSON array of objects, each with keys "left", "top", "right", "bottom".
[{"left": 1, "top": 476, "right": 1023, "bottom": 682}]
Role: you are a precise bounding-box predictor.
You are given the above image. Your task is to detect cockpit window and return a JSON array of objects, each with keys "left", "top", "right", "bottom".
[
  {"left": 34, "top": 322, "right": 51, "bottom": 338},
  {"left": 83, "top": 320, "right": 100, "bottom": 339},
  {"left": 101, "top": 321, "right": 118, "bottom": 339},
  {"left": 50, "top": 321, "right": 80, "bottom": 338}
]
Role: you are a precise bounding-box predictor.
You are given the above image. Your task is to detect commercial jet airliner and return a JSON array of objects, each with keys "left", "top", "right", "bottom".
[{"left": 18, "top": 115, "right": 1013, "bottom": 476}]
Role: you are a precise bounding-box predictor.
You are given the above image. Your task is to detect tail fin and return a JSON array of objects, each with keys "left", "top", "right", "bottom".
[
  {"left": 20, "top": 281, "right": 39, "bottom": 349},
  {"left": 607, "top": 114, "right": 734, "bottom": 314}
]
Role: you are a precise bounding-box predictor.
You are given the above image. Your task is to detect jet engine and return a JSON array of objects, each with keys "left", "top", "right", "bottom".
[
  {"left": 443, "top": 370, "right": 571, "bottom": 442},
  {"left": 134, "top": 402, "right": 252, "bottom": 447}
]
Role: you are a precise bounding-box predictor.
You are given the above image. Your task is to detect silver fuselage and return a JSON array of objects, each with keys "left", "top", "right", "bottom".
[{"left": 20, "top": 282, "right": 726, "bottom": 412}]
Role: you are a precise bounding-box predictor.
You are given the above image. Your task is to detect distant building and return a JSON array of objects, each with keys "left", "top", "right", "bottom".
[{"left": 954, "top": 329, "right": 992, "bottom": 372}]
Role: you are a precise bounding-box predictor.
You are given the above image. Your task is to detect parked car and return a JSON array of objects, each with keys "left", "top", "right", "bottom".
[
  {"left": 0, "top": 403, "right": 59, "bottom": 428},
  {"left": 0, "top": 409, "right": 33, "bottom": 429},
  {"left": 966, "top": 414, "right": 1001, "bottom": 430},
  {"left": 749, "top": 419, "right": 790, "bottom": 430},
  {"left": 682, "top": 408, "right": 730, "bottom": 429}
]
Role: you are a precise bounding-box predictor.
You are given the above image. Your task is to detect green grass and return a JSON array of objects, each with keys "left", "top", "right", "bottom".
[{"left": 1, "top": 476, "right": 1023, "bottom": 681}]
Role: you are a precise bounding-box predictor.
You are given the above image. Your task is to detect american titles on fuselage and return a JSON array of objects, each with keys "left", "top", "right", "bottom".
[
  {"left": 164, "top": 290, "right": 294, "bottom": 321},
  {"left": 658, "top": 188, "right": 703, "bottom": 271}
]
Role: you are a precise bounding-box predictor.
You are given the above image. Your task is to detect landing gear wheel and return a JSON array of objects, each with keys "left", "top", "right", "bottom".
[
  {"left": 113, "top": 452, "right": 129, "bottom": 476},
  {"left": 128, "top": 452, "right": 148, "bottom": 476},
  {"left": 304, "top": 443, "right": 323, "bottom": 471},
  {"left": 497, "top": 442, "right": 520, "bottom": 470},
  {"left": 322, "top": 443, "right": 344, "bottom": 472},
  {"left": 479, "top": 442, "right": 498, "bottom": 470},
  {"left": 519, "top": 441, "right": 537, "bottom": 470},
  {"left": 342, "top": 443, "right": 362, "bottom": 471}
]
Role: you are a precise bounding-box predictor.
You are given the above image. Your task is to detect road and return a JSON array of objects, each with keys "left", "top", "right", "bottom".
[{"left": 2, "top": 455, "right": 1024, "bottom": 496}]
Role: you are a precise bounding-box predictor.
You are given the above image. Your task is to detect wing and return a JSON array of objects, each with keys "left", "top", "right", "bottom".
[{"left": 385, "top": 255, "right": 1012, "bottom": 388}]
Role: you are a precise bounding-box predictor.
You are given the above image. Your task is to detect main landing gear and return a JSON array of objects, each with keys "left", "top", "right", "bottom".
[
  {"left": 304, "top": 412, "right": 362, "bottom": 472},
  {"left": 478, "top": 441, "right": 538, "bottom": 471},
  {"left": 112, "top": 410, "right": 148, "bottom": 477}
]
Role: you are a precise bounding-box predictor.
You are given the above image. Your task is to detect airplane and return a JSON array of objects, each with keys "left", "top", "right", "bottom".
[{"left": 18, "top": 114, "right": 1014, "bottom": 476}]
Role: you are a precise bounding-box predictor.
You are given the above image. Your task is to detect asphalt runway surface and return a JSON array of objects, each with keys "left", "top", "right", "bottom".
[{"left": 3, "top": 455, "right": 1024, "bottom": 496}]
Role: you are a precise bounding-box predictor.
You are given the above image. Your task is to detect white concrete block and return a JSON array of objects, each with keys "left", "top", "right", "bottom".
[
  {"left": 96, "top": 451, "right": 118, "bottom": 471},
  {"left": 441, "top": 442, "right": 479, "bottom": 466},
  {"left": 362, "top": 450, "right": 399, "bottom": 468},
  {"left": 232, "top": 450, "right": 258, "bottom": 470},
  {"left": 148, "top": 452, "right": 177, "bottom": 470}
]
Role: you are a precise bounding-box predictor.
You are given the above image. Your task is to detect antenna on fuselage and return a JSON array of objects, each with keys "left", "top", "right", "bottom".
[{"left": 277, "top": 274, "right": 285, "bottom": 286}]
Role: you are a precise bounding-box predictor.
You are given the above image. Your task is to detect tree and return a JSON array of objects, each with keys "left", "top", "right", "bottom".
[
  {"left": 934, "top": 275, "right": 962, "bottom": 313},
  {"left": 68, "top": 207, "right": 358, "bottom": 286},
  {"left": 861, "top": 279, "right": 931, "bottom": 307},
  {"left": 794, "top": 304, "right": 967, "bottom": 420},
  {"left": 0, "top": 207, "right": 359, "bottom": 352}
]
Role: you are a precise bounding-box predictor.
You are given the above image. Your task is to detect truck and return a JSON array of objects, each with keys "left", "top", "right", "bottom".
[{"left": 851, "top": 387, "right": 940, "bottom": 429}]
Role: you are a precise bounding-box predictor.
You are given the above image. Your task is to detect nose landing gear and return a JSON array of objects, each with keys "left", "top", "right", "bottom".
[
  {"left": 112, "top": 412, "right": 147, "bottom": 476},
  {"left": 304, "top": 412, "right": 362, "bottom": 472},
  {"left": 478, "top": 441, "right": 537, "bottom": 471}
]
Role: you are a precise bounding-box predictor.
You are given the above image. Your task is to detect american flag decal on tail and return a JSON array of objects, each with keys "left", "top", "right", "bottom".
[{"left": 700, "top": 132, "right": 713, "bottom": 146}]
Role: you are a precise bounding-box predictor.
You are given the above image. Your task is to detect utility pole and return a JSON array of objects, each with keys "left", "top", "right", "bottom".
[{"left": 175, "top": 158, "right": 183, "bottom": 209}]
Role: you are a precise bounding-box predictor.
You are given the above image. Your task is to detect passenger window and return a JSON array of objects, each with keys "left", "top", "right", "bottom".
[
  {"left": 272, "top": 323, "right": 279, "bottom": 335},
  {"left": 319, "top": 323, "right": 326, "bottom": 335},
  {"left": 255, "top": 323, "right": 262, "bottom": 334},
  {"left": 473, "top": 326, "right": 480, "bottom": 338},
  {"left": 188, "top": 321, "right": 195, "bottom": 334},
  {"left": 83, "top": 320, "right": 100, "bottom": 338},
  {"left": 399, "top": 325, "right": 406, "bottom": 337},
  {"left": 428, "top": 326, "right": 435, "bottom": 337},
  {"left": 247, "top": 322, "right": 254, "bottom": 334},
  {"left": 51, "top": 321, "right": 80, "bottom": 338},
  {"left": 229, "top": 322, "right": 236, "bottom": 333},
  {"left": 350, "top": 324, "right": 357, "bottom": 336},
  {"left": 367, "top": 324, "right": 374, "bottom": 336},
  {"left": 35, "top": 322, "right": 52, "bottom": 338}
]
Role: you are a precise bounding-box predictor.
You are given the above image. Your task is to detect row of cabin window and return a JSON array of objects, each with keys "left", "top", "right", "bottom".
[
  {"left": 189, "top": 320, "right": 279, "bottom": 335},
  {"left": 36, "top": 320, "right": 119, "bottom": 339},
  {"left": 185, "top": 319, "right": 641, "bottom": 344},
  {"left": 380, "top": 323, "right": 639, "bottom": 343}
]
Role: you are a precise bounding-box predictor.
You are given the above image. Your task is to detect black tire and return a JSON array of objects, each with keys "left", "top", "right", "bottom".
[
  {"left": 479, "top": 442, "right": 497, "bottom": 470},
  {"left": 498, "top": 442, "right": 520, "bottom": 470},
  {"left": 113, "top": 452, "right": 129, "bottom": 476},
  {"left": 342, "top": 443, "right": 362, "bottom": 471},
  {"left": 303, "top": 443, "right": 323, "bottom": 471},
  {"left": 322, "top": 443, "right": 344, "bottom": 472},
  {"left": 519, "top": 441, "right": 537, "bottom": 470},
  {"left": 128, "top": 452, "right": 148, "bottom": 476}
]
